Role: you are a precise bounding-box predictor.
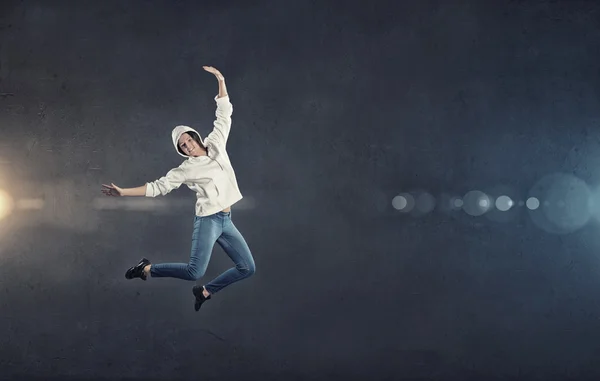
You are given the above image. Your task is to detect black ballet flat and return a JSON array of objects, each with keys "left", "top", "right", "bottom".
[
  {"left": 192, "top": 285, "right": 211, "bottom": 311},
  {"left": 125, "top": 258, "right": 151, "bottom": 280}
]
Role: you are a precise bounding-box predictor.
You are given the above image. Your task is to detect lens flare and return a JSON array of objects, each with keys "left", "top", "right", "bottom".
[
  {"left": 495, "top": 195, "right": 514, "bottom": 212},
  {"left": 0, "top": 189, "right": 14, "bottom": 221}
]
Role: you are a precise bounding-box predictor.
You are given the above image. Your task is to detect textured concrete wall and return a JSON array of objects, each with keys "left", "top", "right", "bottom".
[{"left": 2, "top": 1, "right": 600, "bottom": 380}]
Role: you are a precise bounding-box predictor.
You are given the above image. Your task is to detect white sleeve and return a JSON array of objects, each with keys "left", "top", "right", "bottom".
[
  {"left": 145, "top": 167, "right": 187, "bottom": 197},
  {"left": 204, "top": 95, "right": 233, "bottom": 148}
]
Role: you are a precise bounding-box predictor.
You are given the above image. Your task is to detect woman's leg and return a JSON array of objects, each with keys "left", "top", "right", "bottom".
[
  {"left": 203, "top": 214, "right": 256, "bottom": 295},
  {"left": 149, "top": 215, "right": 222, "bottom": 280}
]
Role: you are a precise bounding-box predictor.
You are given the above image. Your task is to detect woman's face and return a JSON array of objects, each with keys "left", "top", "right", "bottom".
[{"left": 178, "top": 132, "right": 203, "bottom": 156}]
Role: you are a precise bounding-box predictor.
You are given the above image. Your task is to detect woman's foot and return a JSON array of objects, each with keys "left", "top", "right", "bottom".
[
  {"left": 125, "top": 258, "right": 152, "bottom": 280},
  {"left": 192, "top": 285, "right": 211, "bottom": 311}
]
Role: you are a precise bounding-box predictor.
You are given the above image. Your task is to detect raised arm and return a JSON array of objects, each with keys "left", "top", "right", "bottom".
[
  {"left": 202, "top": 66, "right": 233, "bottom": 148},
  {"left": 204, "top": 66, "right": 228, "bottom": 98}
]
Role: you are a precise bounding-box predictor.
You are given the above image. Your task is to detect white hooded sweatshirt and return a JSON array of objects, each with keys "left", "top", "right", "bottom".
[{"left": 145, "top": 95, "right": 243, "bottom": 217}]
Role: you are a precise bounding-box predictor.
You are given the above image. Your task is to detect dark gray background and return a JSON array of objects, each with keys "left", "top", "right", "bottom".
[{"left": 2, "top": 1, "right": 600, "bottom": 380}]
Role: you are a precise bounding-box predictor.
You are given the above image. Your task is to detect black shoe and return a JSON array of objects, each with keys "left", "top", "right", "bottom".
[
  {"left": 125, "top": 258, "right": 151, "bottom": 280},
  {"left": 192, "top": 285, "right": 211, "bottom": 311}
]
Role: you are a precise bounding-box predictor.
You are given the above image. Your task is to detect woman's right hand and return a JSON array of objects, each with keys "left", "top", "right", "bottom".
[{"left": 101, "top": 183, "right": 123, "bottom": 197}]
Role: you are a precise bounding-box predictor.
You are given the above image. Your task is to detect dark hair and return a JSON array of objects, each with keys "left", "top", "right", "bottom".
[{"left": 177, "top": 131, "right": 203, "bottom": 156}]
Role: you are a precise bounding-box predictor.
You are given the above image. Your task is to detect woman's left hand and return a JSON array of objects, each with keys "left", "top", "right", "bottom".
[{"left": 203, "top": 66, "right": 225, "bottom": 82}]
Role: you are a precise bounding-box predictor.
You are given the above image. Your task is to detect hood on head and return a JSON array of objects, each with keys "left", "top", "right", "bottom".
[{"left": 171, "top": 125, "right": 205, "bottom": 157}]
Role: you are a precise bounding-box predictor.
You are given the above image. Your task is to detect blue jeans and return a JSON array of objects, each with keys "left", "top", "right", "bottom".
[{"left": 150, "top": 211, "right": 256, "bottom": 294}]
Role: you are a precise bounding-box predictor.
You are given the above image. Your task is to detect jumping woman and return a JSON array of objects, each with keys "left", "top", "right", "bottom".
[{"left": 101, "top": 66, "right": 256, "bottom": 312}]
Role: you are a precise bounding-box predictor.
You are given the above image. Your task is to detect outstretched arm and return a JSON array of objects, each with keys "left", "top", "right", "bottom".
[
  {"left": 203, "top": 66, "right": 233, "bottom": 147},
  {"left": 102, "top": 183, "right": 146, "bottom": 197},
  {"left": 102, "top": 167, "right": 186, "bottom": 198}
]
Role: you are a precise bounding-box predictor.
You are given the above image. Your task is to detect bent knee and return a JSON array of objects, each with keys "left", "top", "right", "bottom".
[
  {"left": 186, "top": 265, "right": 205, "bottom": 280},
  {"left": 241, "top": 262, "right": 256, "bottom": 277}
]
